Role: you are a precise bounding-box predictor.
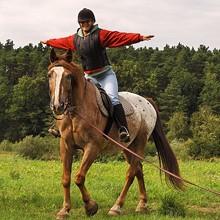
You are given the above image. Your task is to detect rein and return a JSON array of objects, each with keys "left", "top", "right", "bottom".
[{"left": 72, "top": 110, "right": 220, "bottom": 197}]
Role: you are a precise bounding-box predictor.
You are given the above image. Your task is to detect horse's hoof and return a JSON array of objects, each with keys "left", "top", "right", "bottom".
[
  {"left": 84, "top": 200, "right": 98, "bottom": 216},
  {"left": 108, "top": 204, "right": 122, "bottom": 216},
  {"left": 135, "top": 201, "right": 148, "bottom": 213},
  {"left": 56, "top": 207, "right": 70, "bottom": 220}
]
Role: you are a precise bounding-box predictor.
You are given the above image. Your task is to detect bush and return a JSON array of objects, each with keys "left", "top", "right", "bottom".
[
  {"left": 95, "top": 141, "right": 157, "bottom": 163},
  {"left": 16, "top": 135, "right": 59, "bottom": 160},
  {"left": 170, "top": 139, "right": 190, "bottom": 161},
  {"left": 95, "top": 152, "right": 124, "bottom": 163},
  {"left": 145, "top": 141, "right": 157, "bottom": 156},
  {"left": 167, "top": 111, "right": 190, "bottom": 141},
  {"left": 187, "top": 138, "right": 220, "bottom": 159},
  {"left": 159, "top": 194, "right": 186, "bottom": 217},
  {"left": 0, "top": 140, "right": 15, "bottom": 152},
  {"left": 189, "top": 106, "right": 220, "bottom": 159}
]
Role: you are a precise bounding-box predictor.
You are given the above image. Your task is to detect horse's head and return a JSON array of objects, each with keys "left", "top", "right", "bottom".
[{"left": 48, "top": 49, "right": 83, "bottom": 115}]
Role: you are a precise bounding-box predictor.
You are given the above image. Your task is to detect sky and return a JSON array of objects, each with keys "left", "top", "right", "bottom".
[{"left": 1, "top": 0, "right": 220, "bottom": 50}]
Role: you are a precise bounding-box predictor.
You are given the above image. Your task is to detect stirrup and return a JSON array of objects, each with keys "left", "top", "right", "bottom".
[
  {"left": 48, "top": 128, "right": 61, "bottom": 138},
  {"left": 119, "top": 126, "right": 130, "bottom": 143}
]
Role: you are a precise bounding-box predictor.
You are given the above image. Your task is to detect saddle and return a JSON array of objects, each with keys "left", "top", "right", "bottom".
[
  {"left": 95, "top": 86, "right": 134, "bottom": 136},
  {"left": 95, "top": 87, "right": 134, "bottom": 117},
  {"left": 94, "top": 87, "right": 143, "bottom": 145}
]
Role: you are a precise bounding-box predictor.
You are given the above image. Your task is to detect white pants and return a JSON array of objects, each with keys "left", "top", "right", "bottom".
[{"left": 85, "top": 68, "right": 120, "bottom": 106}]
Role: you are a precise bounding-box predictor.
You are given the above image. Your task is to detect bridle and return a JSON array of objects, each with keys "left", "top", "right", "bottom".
[{"left": 48, "top": 63, "right": 88, "bottom": 120}]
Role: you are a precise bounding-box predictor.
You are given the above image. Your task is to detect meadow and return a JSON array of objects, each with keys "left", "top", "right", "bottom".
[{"left": 0, "top": 153, "right": 219, "bottom": 220}]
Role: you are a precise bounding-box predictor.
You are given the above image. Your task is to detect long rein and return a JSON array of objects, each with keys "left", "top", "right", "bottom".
[
  {"left": 53, "top": 77, "right": 220, "bottom": 197},
  {"left": 73, "top": 110, "right": 220, "bottom": 197}
]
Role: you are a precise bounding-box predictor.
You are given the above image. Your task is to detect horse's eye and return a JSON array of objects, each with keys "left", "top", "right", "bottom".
[
  {"left": 48, "top": 72, "right": 52, "bottom": 78},
  {"left": 66, "top": 75, "right": 72, "bottom": 80}
]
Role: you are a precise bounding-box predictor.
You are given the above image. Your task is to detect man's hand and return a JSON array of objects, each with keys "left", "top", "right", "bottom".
[
  {"left": 142, "top": 35, "right": 154, "bottom": 41},
  {"left": 40, "top": 40, "right": 47, "bottom": 44}
]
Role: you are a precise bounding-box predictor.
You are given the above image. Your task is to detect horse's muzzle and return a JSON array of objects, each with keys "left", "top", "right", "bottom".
[{"left": 51, "top": 101, "right": 66, "bottom": 115}]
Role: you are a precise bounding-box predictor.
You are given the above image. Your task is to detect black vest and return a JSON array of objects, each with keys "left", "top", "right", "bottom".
[{"left": 74, "top": 28, "right": 110, "bottom": 71}]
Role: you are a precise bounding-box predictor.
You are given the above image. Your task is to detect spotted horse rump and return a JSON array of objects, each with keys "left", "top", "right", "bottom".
[{"left": 96, "top": 88, "right": 157, "bottom": 144}]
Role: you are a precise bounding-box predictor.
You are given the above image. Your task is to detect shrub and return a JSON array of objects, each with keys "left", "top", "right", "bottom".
[
  {"left": 170, "top": 139, "right": 190, "bottom": 161},
  {"left": 159, "top": 194, "right": 186, "bottom": 217},
  {"left": 167, "top": 111, "right": 190, "bottom": 141},
  {"left": 0, "top": 140, "right": 15, "bottom": 152},
  {"left": 145, "top": 141, "right": 157, "bottom": 157},
  {"left": 16, "top": 135, "right": 59, "bottom": 160},
  {"left": 187, "top": 138, "right": 220, "bottom": 159},
  {"left": 95, "top": 150, "right": 125, "bottom": 163},
  {"left": 95, "top": 141, "right": 157, "bottom": 163},
  {"left": 189, "top": 106, "right": 220, "bottom": 159}
]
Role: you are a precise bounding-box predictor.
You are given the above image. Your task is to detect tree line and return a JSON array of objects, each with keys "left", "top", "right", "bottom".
[{"left": 0, "top": 40, "right": 219, "bottom": 156}]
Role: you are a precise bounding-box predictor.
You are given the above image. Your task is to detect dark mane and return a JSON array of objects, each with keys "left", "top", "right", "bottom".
[{"left": 48, "top": 59, "right": 83, "bottom": 76}]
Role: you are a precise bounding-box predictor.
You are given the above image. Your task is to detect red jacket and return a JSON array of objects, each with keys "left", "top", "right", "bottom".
[
  {"left": 46, "top": 29, "right": 144, "bottom": 50},
  {"left": 46, "top": 29, "right": 144, "bottom": 73}
]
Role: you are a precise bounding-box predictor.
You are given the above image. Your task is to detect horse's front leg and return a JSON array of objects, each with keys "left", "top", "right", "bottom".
[
  {"left": 74, "top": 143, "right": 99, "bottom": 216},
  {"left": 56, "top": 138, "right": 73, "bottom": 220}
]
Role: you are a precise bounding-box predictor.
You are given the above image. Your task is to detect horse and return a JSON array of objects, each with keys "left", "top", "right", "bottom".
[{"left": 47, "top": 48, "right": 184, "bottom": 219}]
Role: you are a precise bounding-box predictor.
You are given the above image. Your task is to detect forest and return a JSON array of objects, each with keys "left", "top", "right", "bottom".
[{"left": 0, "top": 39, "right": 219, "bottom": 158}]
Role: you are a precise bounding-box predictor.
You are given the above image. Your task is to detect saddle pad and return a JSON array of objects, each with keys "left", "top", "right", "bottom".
[{"left": 95, "top": 87, "right": 134, "bottom": 117}]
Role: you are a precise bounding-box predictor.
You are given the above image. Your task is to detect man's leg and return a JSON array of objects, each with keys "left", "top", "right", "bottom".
[{"left": 98, "top": 69, "right": 130, "bottom": 143}]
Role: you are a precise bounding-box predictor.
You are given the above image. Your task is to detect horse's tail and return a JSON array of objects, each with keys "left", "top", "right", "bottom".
[{"left": 147, "top": 98, "right": 184, "bottom": 190}]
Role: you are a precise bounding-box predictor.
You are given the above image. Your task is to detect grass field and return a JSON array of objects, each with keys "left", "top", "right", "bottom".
[{"left": 0, "top": 153, "right": 219, "bottom": 220}]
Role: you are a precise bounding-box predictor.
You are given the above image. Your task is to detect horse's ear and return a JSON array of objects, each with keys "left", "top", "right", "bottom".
[
  {"left": 65, "top": 49, "right": 72, "bottom": 63},
  {"left": 50, "top": 48, "right": 58, "bottom": 63}
]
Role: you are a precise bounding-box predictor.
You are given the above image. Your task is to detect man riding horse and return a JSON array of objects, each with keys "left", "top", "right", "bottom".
[{"left": 42, "top": 8, "right": 154, "bottom": 143}]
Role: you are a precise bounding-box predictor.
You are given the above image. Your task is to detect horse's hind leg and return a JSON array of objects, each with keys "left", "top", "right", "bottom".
[
  {"left": 108, "top": 159, "right": 137, "bottom": 216},
  {"left": 108, "top": 129, "right": 148, "bottom": 216},
  {"left": 74, "top": 143, "right": 99, "bottom": 216},
  {"left": 108, "top": 141, "right": 145, "bottom": 216},
  {"left": 135, "top": 162, "right": 148, "bottom": 213},
  {"left": 133, "top": 135, "right": 148, "bottom": 213}
]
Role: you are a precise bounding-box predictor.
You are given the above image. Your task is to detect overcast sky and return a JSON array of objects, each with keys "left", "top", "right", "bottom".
[{"left": 1, "top": 0, "right": 220, "bottom": 50}]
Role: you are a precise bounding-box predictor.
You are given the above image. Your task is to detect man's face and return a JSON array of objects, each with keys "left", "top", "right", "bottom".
[{"left": 79, "top": 19, "right": 94, "bottom": 34}]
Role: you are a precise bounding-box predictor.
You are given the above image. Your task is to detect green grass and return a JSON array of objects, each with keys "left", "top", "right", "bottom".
[{"left": 0, "top": 153, "right": 219, "bottom": 220}]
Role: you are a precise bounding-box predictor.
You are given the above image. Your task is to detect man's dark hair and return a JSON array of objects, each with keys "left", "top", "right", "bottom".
[{"left": 78, "top": 8, "right": 96, "bottom": 23}]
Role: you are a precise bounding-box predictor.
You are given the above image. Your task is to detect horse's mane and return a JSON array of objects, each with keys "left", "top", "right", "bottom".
[{"left": 48, "top": 59, "right": 83, "bottom": 76}]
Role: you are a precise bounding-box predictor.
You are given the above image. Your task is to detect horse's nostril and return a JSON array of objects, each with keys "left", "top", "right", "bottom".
[
  {"left": 50, "top": 103, "right": 54, "bottom": 110},
  {"left": 51, "top": 101, "right": 65, "bottom": 114},
  {"left": 53, "top": 102, "right": 65, "bottom": 114}
]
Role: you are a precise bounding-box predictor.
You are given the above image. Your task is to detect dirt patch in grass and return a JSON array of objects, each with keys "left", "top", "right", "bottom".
[{"left": 190, "top": 203, "right": 220, "bottom": 214}]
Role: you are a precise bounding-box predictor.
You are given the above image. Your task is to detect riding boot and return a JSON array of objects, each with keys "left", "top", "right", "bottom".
[
  {"left": 113, "top": 103, "right": 130, "bottom": 143},
  {"left": 48, "top": 123, "right": 61, "bottom": 138}
]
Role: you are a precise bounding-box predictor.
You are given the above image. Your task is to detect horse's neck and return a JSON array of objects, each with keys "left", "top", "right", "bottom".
[
  {"left": 79, "top": 79, "right": 99, "bottom": 115},
  {"left": 70, "top": 79, "right": 106, "bottom": 140},
  {"left": 69, "top": 77, "right": 90, "bottom": 115}
]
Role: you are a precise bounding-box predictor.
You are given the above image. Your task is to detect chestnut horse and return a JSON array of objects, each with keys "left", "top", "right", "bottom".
[{"left": 47, "top": 49, "right": 183, "bottom": 219}]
